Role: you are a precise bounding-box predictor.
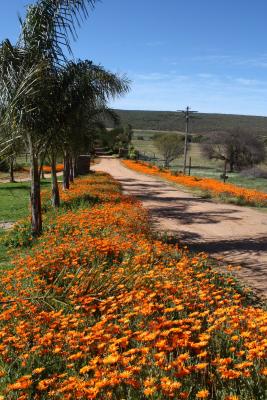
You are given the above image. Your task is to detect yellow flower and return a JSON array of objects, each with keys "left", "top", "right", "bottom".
[
  {"left": 103, "top": 353, "right": 120, "bottom": 365},
  {"left": 195, "top": 362, "right": 208, "bottom": 370},
  {"left": 143, "top": 386, "right": 156, "bottom": 396},
  {"left": 79, "top": 365, "right": 91, "bottom": 374},
  {"left": 196, "top": 389, "right": 209, "bottom": 398},
  {"left": 32, "top": 367, "right": 45, "bottom": 375}
]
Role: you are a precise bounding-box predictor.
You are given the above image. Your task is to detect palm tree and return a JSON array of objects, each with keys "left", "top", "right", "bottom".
[
  {"left": 0, "top": 0, "right": 97, "bottom": 235},
  {"left": 0, "top": 0, "right": 130, "bottom": 232},
  {"left": 57, "top": 60, "right": 129, "bottom": 189}
]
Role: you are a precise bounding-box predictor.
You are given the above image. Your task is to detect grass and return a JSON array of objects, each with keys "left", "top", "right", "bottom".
[
  {"left": 227, "top": 174, "right": 267, "bottom": 192},
  {"left": 0, "top": 177, "right": 63, "bottom": 271},
  {"left": 0, "top": 178, "right": 63, "bottom": 223},
  {"left": 0, "top": 182, "right": 31, "bottom": 222}
]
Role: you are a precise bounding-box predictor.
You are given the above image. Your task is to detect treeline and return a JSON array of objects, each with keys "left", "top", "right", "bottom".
[{"left": 112, "top": 109, "right": 267, "bottom": 137}]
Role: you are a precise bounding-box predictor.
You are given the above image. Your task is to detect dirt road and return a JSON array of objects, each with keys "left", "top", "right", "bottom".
[{"left": 93, "top": 157, "right": 267, "bottom": 299}]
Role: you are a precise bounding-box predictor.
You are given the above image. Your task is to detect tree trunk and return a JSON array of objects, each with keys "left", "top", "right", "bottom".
[
  {"left": 30, "top": 151, "right": 42, "bottom": 236},
  {"left": 51, "top": 152, "right": 60, "bottom": 208},
  {"left": 69, "top": 157, "right": 74, "bottom": 183},
  {"left": 9, "top": 157, "right": 15, "bottom": 183},
  {"left": 73, "top": 156, "right": 78, "bottom": 178},
  {"left": 164, "top": 159, "right": 169, "bottom": 168},
  {"left": 223, "top": 159, "right": 227, "bottom": 183},
  {"left": 40, "top": 165, "right": 45, "bottom": 179},
  {"left": 63, "top": 149, "right": 70, "bottom": 190}
]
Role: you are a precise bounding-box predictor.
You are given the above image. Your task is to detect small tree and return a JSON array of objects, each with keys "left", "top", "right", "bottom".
[
  {"left": 202, "top": 128, "right": 266, "bottom": 172},
  {"left": 124, "top": 123, "right": 133, "bottom": 146},
  {"left": 101, "top": 125, "right": 131, "bottom": 153},
  {"left": 154, "top": 133, "right": 184, "bottom": 168}
]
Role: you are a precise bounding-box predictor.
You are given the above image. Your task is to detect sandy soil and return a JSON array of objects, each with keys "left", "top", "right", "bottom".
[
  {"left": 0, "top": 172, "right": 30, "bottom": 183},
  {"left": 93, "top": 157, "right": 267, "bottom": 300},
  {"left": 0, "top": 172, "right": 63, "bottom": 183},
  {"left": 0, "top": 222, "right": 15, "bottom": 230}
]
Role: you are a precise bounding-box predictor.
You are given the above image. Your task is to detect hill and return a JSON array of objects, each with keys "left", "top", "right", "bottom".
[{"left": 114, "top": 109, "right": 267, "bottom": 137}]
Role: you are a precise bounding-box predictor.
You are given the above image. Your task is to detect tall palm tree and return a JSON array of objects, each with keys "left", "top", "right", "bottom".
[
  {"left": 0, "top": 0, "right": 98, "bottom": 235},
  {"left": 0, "top": 0, "right": 130, "bottom": 233},
  {"left": 45, "top": 59, "right": 129, "bottom": 204},
  {"left": 58, "top": 60, "right": 129, "bottom": 189}
]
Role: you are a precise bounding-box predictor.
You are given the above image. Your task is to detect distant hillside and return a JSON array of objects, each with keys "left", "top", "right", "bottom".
[{"left": 113, "top": 109, "right": 267, "bottom": 137}]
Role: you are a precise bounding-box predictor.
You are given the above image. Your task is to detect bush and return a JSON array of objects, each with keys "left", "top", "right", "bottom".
[
  {"left": 4, "top": 219, "right": 34, "bottom": 248},
  {"left": 128, "top": 146, "right": 138, "bottom": 160},
  {"left": 153, "top": 133, "right": 184, "bottom": 168},
  {"left": 192, "top": 134, "right": 204, "bottom": 143}
]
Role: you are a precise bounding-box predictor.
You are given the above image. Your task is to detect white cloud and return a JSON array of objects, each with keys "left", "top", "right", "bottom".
[
  {"left": 235, "top": 55, "right": 267, "bottom": 68},
  {"left": 192, "top": 55, "right": 232, "bottom": 63},
  {"left": 110, "top": 71, "right": 267, "bottom": 116},
  {"left": 197, "top": 73, "right": 215, "bottom": 79},
  {"left": 134, "top": 72, "right": 189, "bottom": 82},
  {"left": 169, "top": 54, "right": 267, "bottom": 70},
  {"left": 235, "top": 78, "right": 262, "bottom": 86}
]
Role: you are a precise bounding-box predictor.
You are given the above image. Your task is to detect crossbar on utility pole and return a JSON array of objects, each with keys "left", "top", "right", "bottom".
[{"left": 177, "top": 106, "right": 198, "bottom": 175}]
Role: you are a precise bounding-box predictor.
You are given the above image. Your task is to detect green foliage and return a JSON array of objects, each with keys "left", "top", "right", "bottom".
[
  {"left": 113, "top": 109, "right": 267, "bottom": 137},
  {"left": 154, "top": 133, "right": 184, "bottom": 167},
  {"left": 128, "top": 146, "right": 138, "bottom": 160},
  {"left": 0, "top": 229, "right": 12, "bottom": 270},
  {"left": 99, "top": 124, "right": 133, "bottom": 153},
  {"left": 61, "top": 194, "right": 100, "bottom": 210},
  {"left": 4, "top": 219, "right": 33, "bottom": 248},
  {"left": 192, "top": 134, "right": 205, "bottom": 143}
]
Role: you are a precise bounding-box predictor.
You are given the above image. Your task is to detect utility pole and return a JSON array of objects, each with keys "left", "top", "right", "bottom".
[
  {"left": 177, "top": 106, "right": 198, "bottom": 175},
  {"left": 188, "top": 156, "right": 192, "bottom": 176}
]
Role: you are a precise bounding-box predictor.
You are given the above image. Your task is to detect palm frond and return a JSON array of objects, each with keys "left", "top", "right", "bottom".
[{"left": 19, "top": 0, "right": 98, "bottom": 65}]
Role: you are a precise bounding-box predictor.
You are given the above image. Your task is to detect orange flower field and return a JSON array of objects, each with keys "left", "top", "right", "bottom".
[
  {"left": 42, "top": 164, "right": 64, "bottom": 173},
  {"left": 122, "top": 160, "right": 267, "bottom": 207},
  {"left": 0, "top": 173, "right": 266, "bottom": 399}
]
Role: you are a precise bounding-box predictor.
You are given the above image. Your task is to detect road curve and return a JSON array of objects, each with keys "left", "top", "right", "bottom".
[{"left": 93, "top": 157, "right": 267, "bottom": 299}]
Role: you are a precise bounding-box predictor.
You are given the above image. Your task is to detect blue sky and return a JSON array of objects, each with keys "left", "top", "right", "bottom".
[{"left": 1, "top": 1, "right": 267, "bottom": 115}]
